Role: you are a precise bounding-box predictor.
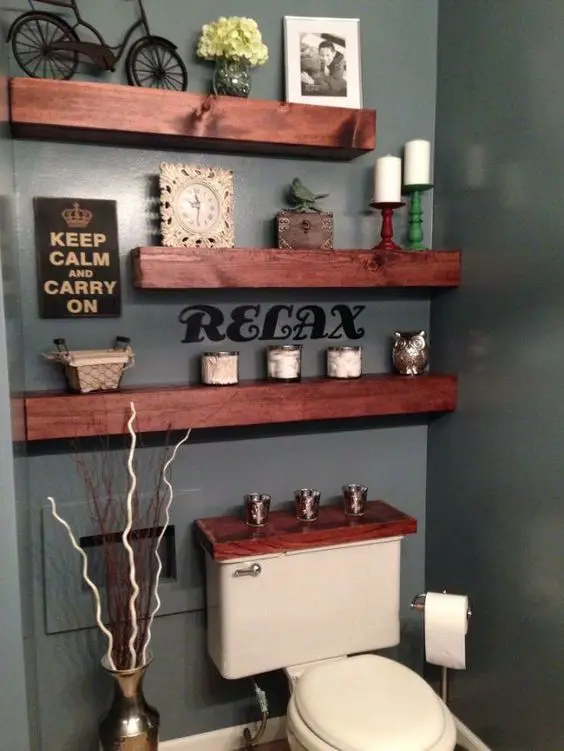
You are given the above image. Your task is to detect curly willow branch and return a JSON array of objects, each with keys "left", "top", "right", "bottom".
[
  {"left": 47, "top": 496, "right": 116, "bottom": 670},
  {"left": 142, "top": 427, "right": 192, "bottom": 665},
  {"left": 123, "top": 401, "right": 141, "bottom": 669}
]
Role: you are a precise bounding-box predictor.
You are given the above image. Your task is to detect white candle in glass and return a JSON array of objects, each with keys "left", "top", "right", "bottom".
[
  {"left": 373, "top": 155, "right": 402, "bottom": 203},
  {"left": 404, "top": 139, "right": 431, "bottom": 186}
]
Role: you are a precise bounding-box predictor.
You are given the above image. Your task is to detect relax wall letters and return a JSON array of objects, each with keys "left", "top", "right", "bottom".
[{"left": 178, "top": 304, "right": 365, "bottom": 343}]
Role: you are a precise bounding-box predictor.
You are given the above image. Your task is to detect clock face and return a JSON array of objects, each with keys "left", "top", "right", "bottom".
[{"left": 177, "top": 182, "right": 221, "bottom": 233}]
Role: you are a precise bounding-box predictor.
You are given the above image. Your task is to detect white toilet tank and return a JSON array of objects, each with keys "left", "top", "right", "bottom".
[{"left": 203, "top": 536, "right": 403, "bottom": 679}]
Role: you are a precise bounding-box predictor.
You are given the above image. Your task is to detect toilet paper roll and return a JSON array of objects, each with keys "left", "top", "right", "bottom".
[{"left": 424, "top": 592, "right": 469, "bottom": 670}]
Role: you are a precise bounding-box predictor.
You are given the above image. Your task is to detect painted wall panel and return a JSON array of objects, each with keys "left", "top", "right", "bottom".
[{"left": 429, "top": 2, "right": 564, "bottom": 747}]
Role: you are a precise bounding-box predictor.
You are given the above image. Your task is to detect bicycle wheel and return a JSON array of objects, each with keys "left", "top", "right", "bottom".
[
  {"left": 126, "top": 39, "right": 188, "bottom": 91},
  {"left": 11, "top": 14, "right": 79, "bottom": 80}
]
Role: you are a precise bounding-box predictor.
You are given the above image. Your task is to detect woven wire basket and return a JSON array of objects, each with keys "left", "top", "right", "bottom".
[{"left": 45, "top": 337, "right": 135, "bottom": 394}]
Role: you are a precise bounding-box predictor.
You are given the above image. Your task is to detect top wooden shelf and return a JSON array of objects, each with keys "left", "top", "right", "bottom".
[{"left": 9, "top": 78, "right": 376, "bottom": 159}]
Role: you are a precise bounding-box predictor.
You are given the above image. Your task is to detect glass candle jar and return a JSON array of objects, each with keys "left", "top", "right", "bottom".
[
  {"left": 327, "top": 346, "right": 362, "bottom": 379},
  {"left": 201, "top": 351, "right": 239, "bottom": 386},
  {"left": 266, "top": 345, "right": 302, "bottom": 381}
]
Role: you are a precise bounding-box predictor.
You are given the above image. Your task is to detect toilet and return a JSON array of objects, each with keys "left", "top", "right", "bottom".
[{"left": 199, "top": 526, "right": 457, "bottom": 751}]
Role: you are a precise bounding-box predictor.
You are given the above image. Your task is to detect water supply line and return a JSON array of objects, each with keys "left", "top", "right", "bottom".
[{"left": 242, "top": 678, "right": 269, "bottom": 749}]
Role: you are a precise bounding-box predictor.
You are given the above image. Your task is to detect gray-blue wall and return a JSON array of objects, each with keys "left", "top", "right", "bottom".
[
  {"left": 6, "top": 0, "right": 439, "bottom": 747},
  {"left": 0, "top": 23, "right": 34, "bottom": 751},
  {"left": 428, "top": 2, "right": 564, "bottom": 747}
]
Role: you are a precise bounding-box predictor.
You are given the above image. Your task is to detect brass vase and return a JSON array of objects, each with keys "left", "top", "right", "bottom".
[{"left": 98, "top": 656, "right": 159, "bottom": 751}]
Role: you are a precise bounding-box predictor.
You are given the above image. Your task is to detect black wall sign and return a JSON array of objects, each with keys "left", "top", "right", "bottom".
[
  {"left": 34, "top": 197, "right": 121, "bottom": 318},
  {"left": 178, "top": 304, "right": 365, "bottom": 343}
]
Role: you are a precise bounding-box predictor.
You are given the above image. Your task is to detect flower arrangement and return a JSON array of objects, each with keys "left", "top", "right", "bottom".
[{"left": 197, "top": 16, "right": 268, "bottom": 67}]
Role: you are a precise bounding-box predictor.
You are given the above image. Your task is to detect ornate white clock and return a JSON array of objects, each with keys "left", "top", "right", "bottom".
[{"left": 159, "top": 163, "right": 234, "bottom": 248}]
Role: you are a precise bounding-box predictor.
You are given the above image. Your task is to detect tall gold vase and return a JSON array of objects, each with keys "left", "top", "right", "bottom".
[{"left": 98, "top": 656, "right": 159, "bottom": 751}]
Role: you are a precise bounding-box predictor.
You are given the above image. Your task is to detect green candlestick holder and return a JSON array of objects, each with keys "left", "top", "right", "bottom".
[{"left": 402, "top": 183, "right": 433, "bottom": 251}]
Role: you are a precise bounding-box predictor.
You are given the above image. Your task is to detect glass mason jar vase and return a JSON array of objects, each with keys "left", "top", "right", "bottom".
[{"left": 212, "top": 58, "right": 251, "bottom": 97}]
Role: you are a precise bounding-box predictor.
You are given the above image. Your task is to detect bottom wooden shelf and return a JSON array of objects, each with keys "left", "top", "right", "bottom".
[{"left": 24, "top": 373, "right": 457, "bottom": 442}]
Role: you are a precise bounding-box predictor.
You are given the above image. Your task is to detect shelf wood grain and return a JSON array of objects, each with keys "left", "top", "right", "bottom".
[
  {"left": 132, "top": 247, "right": 461, "bottom": 289},
  {"left": 195, "top": 500, "right": 417, "bottom": 561},
  {"left": 24, "top": 374, "right": 457, "bottom": 442},
  {"left": 10, "top": 78, "right": 375, "bottom": 159}
]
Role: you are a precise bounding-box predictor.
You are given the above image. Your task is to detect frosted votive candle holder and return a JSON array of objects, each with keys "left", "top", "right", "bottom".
[
  {"left": 267, "top": 345, "right": 302, "bottom": 381},
  {"left": 201, "top": 351, "right": 239, "bottom": 386},
  {"left": 327, "top": 346, "right": 362, "bottom": 379}
]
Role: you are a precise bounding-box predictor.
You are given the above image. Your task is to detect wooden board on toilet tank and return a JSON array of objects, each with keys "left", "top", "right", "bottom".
[{"left": 195, "top": 500, "right": 417, "bottom": 561}]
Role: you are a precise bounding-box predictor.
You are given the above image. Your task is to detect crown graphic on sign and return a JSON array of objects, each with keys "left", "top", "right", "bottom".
[{"left": 61, "top": 202, "right": 93, "bottom": 229}]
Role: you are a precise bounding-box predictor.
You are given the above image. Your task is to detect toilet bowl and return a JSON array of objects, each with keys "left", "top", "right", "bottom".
[{"left": 286, "top": 654, "right": 457, "bottom": 751}]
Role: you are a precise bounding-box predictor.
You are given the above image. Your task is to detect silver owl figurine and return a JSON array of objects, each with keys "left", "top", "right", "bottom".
[{"left": 392, "top": 330, "right": 429, "bottom": 376}]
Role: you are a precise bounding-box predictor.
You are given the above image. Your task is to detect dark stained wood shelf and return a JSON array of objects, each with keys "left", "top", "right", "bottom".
[
  {"left": 195, "top": 500, "right": 417, "bottom": 561},
  {"left": 24, "top": 373, "right": 457, "bottom": 442},
  {"left": 10, "top": 78, "right": 375, "bottom": 159},
  {"left": 132, "top": 247, "right": 461, "bottom": 289}
]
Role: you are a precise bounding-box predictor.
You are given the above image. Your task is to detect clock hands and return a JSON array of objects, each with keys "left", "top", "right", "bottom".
[
  {"left": 187, "top": 191, "right": 203, "bottom": 227},
  {"left": 193, "top": 190, "right": 202, "bottom": 227}
]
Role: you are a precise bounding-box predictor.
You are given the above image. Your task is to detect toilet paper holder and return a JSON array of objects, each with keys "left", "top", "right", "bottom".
[
  {"left": 410, "top": 591, "right": 472, "bottom": 620},
  {"left": 410, "top": 591, "right": 472, "bottom": 707}
]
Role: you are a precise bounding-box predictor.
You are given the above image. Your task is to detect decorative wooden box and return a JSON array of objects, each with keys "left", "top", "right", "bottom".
[{"left": 276, "top": 211, "right": 334, "bottom": 250}]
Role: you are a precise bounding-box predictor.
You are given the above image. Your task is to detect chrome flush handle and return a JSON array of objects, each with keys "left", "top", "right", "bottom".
[{"left": 233, "top": 563, "right": 262, "bottom": 578}]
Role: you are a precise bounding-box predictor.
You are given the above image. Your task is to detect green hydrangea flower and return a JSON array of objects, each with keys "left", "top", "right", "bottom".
[{"left": 197, "top": 16, "right": 269, "bottom": 67}]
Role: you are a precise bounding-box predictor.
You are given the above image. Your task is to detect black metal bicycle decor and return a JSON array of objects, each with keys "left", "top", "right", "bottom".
[{"left": 8, "top": 0, "right": 188, "bottom": 90}]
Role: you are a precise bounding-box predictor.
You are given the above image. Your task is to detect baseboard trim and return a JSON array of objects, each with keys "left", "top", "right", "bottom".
[
  {"left": 455, "top": 716, "right": 492, "bottom": 751},
  {"left": 160, "top": 715, "right": 287, "bottom": 750},
  {"left": 161, "top": 712, "right": 491, "bottom": 751}
]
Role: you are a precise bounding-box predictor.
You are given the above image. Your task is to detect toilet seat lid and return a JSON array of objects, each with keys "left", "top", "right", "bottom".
[{"left": 294, "top": 654, "right": 448, "bottom": 751}]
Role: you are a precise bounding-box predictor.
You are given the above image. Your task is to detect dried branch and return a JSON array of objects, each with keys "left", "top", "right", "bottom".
[
  {"left": 123, "top": 402, "right": 141, "bottom": 669},
  {"left": 141, "top": 427, "right": 192, "bottom": 665},
  {"left": 47, "top": 495, "right": 116, "bottom": 670}
]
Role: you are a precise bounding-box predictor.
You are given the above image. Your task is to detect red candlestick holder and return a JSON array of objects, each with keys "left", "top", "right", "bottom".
[{"left": 370, "top": 201, "right": 405, "bottom": 251}]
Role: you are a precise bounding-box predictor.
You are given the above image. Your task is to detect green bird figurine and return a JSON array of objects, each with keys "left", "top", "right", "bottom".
[{"left": 287, "top": 177, "right": 329, "bottom": 212}]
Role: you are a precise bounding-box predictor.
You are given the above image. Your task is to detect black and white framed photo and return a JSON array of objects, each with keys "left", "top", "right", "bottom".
[{"left": 284, "top": 16, "right": 362, "bottom": 109}]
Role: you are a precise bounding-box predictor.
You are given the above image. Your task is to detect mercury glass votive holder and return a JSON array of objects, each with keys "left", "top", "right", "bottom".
[
  {"left": 244, "top": 493, "right": 271, "bottom": 527},
  {"left": 342, "top": 484, "right": 368, "bottom": 517},
  {"left": 294, "top": 488, "right": 321, "bottom": 522}
]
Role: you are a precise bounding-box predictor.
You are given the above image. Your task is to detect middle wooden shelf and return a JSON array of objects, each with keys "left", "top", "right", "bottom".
[
  {"left": 131, "top": 247, "right": 461, "bottom": 289},
  {"left": 24, "top": 373, "right": 457, "bottom": 442}
]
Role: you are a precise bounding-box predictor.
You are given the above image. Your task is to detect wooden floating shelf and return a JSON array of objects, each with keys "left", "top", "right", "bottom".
[
  {"left": 10, "top": 78, "right": 375, "bottom": 159},
  {"left": 132, "top": 247, "right": 461, "bottom": 289},
  {"left": 24, "top": 374, "right": 457, "bottom": 442},
  {"left": 195, "top": 500, "right": 417, "bottom": 561}
]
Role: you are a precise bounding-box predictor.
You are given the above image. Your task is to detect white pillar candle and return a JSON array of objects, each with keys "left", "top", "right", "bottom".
[
  {"left": 404, "top": 139, "right": 431, "bottom": 186},
  {"left": 373, "top": 155, "right": 402, "bottom": 203}
]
